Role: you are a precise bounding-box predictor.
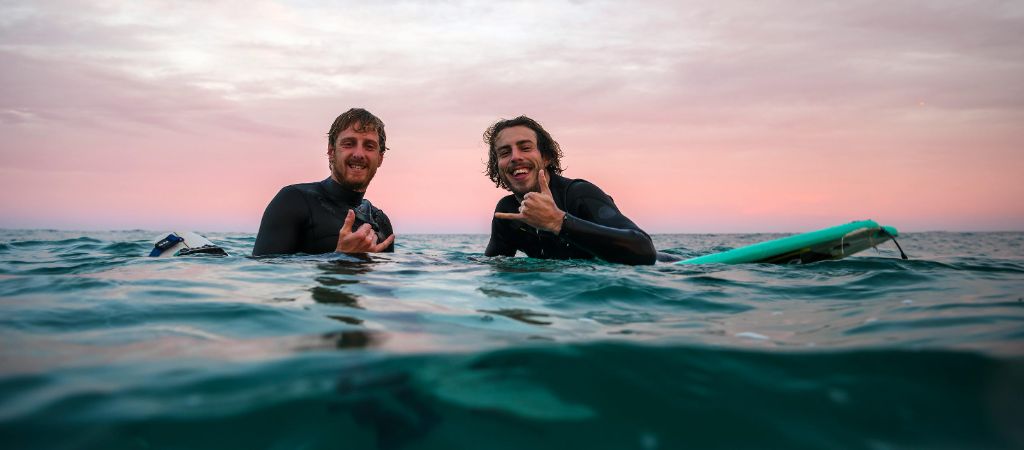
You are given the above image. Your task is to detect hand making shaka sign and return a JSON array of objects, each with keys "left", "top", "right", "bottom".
[
  {"left": 494, "top": 166, "right": 567, "bottom": 234},
  {"left": 335, "top": 209, "right": 395, "bottom": 253}
]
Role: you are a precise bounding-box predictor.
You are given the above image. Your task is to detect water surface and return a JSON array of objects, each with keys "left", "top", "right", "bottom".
[{"left": 1, "top": 230, "right": 1022, "bottom": 449}]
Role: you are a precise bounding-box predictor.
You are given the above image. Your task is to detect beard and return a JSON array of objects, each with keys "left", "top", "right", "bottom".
[
  {"left": 506, "top": 180, "right": 534, "bottom": 198},
  {"left": 330, "top": 156, "right": 374, "bottom": 192},
  {"left": 501, "top": 163, "right": 539, "bottom": 198}
]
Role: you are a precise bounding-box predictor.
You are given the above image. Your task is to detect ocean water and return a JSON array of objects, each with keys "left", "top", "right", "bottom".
[{"left": 1, "top": 229, "right": 1022, "bottom": 449}]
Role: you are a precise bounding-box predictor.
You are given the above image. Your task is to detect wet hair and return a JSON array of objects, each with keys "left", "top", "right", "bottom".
[
  {"left": 327, "top": 108, "right": 388, "bottom": 155},
  {"left": 483, "top": 116, "right": 564, "bottom": 190}
]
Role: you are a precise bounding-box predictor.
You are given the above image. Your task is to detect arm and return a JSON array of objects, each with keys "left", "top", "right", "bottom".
[
  {"left": 252, "top": 187, "right": 307, "bottom": 256},
  {"left": 557, "top": 183, "right": 656, "bottom": 265},
  {"left": 493, "top": 169, "right": 655, "bottom": 265},
  {"left": 485, "top": 200, "right": 518, "bottom": 257}
]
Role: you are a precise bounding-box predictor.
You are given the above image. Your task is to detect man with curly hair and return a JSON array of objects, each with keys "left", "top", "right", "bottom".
[
  {"left": 253, "top": 108, "right": 395, "bottom": 256},
  {"left": 482, "top": 116, "right": 656, "bottom": 265}
]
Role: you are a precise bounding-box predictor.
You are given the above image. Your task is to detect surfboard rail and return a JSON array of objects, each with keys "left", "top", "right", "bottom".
[{"left": 677, "top": 220, "right": 899, "bottom": 265}]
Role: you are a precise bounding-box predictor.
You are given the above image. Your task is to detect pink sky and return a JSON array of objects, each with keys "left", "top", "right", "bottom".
[{"left": 1, "top": 0, "right": 1022, "bottom": 233}]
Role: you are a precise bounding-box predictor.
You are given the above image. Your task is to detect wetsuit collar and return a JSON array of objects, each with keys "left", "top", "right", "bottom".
[{"left": 320, "top": 177, "right": 365, "bottom": 208}]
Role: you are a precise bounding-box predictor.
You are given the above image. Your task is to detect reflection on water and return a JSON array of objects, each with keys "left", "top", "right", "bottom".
[
  {"left": 325, "top": 330, "right": 379, "bottom": 349},
  {"left": 479, "top": 308, "right": 553, "bottom": 325},
  {"left": 316, "top": 259, "right": 375, "bottom": 276},
  {"left": 310, "top": 285, "right": 362, "bottom": 307},
  {"left": 309, "top": 259, "right": 399, "bottom": 309},
  {"left": 289, "top": 330, "right": 383, "bottom": 351},
  {"left": 310, "top": 260, "right": 374, "bottom": 307},
  {"left": 327, "top": 314, "right": 364, "bottom": 325},
  {"left": 477, "top": 287, "right": 526, "bottom": 298}
]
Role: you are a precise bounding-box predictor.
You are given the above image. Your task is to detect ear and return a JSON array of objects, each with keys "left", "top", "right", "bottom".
[
  {"left": 327, "top": 145, "right": 335, "bottom": 158},
  {"left": 377, "top": 151, "right": 384, "bottom": 167}
]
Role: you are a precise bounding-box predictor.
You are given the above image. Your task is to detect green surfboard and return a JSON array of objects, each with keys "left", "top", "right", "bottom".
[{"left": 677, "top": 220, "right": 900, "bottom": 265}]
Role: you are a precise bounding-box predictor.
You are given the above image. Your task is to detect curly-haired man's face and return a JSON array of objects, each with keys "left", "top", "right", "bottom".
[{"left": 495, "top": 125, "right": 548, "bottom": 197}]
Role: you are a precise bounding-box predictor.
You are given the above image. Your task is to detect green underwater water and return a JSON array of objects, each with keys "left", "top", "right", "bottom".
[{"left": 0, "top": 230, "right": 1022, "bottom": 449}]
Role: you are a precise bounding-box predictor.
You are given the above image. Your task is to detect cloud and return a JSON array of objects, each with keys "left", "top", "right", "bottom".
[
  {"left": 0, "top": 0, "right": 1021, "bottom": 231},
  {"left": 4, "top": 0, "right": 1021, "bottom": 126}
]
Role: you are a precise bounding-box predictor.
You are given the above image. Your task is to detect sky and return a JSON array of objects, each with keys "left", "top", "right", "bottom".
[{"left": 1, "top": 0, "right": 1022, "bottom": 233}]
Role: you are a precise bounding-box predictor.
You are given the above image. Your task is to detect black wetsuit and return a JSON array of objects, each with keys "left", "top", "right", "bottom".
[
  {"left": 252, "top": 178, "right": 394, "bottom": 256},
  {"left": 485, "top": 173, "right": 656, "bottom": 265}
]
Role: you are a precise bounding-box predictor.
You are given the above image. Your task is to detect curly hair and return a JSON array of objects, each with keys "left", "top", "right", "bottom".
[
  {"left": 327, "top": 108, "right": 388, "bottom": 155},
  {"left": 483, "top": 116, "right": 564, "bottom": 190}
]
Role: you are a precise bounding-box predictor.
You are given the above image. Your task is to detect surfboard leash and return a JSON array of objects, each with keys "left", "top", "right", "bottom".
[{"left": 880, "top": 229, "right": 909, "bottom": 260}]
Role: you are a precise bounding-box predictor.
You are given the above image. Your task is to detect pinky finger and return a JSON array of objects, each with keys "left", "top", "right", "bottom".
[{"left": 374, "top": 234, "right": 396, "bottom": 252}]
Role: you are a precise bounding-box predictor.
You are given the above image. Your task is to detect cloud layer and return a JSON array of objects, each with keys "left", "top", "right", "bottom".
[{"left": 2, "top": 0, "right": 1022, "bottom": 232}]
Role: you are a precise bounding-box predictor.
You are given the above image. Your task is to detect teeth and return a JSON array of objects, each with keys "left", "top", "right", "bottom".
[{"left": 513, "top": 168, "right": 529, "bottom": 176}]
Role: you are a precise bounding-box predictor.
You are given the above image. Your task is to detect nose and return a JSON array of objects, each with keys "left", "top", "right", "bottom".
[{"left": 350, "top": 142, "right": 370, "bottom": 158}]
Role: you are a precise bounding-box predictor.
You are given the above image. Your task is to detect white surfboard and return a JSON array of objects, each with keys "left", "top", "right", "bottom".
[{"left": 148, "top": 231, "right": 227, "bottom": 257}]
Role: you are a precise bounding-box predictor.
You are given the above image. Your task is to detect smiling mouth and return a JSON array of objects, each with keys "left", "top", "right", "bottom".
[
  {"left": 508, "top": 165, "right": 532, "bottom": 181},
  {"left": 346, "top": 161, "right": 368, "bottom": 172}
]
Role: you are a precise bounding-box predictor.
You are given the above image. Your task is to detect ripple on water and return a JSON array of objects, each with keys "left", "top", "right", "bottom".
[{"left": 0, "top": 231, "right": 1022, "bottom": 449}]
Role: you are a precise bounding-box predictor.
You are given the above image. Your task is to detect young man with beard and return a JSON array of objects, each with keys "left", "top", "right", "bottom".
[
  {"left": 483, "top": 116, "right": 657, "bottom": 265},
  {"left": 252, "top": 108, "right": 395, "bottom": 256}
]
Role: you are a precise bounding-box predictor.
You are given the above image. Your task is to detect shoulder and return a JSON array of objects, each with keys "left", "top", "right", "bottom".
[
  {"left": 563, "top": 178, "right": 610, "bottom": 199},
  {"left": 280, "top": 181, "right": 322, "bottom": 196},
  {"left": 267, "top": 182, "right": 321, "bottom": 204},
  {"left": 264, "top": 183, "right": 321, "bottom": 217},
  {"left": 267, "top": 184, "right": 306, "bottom": 206}
]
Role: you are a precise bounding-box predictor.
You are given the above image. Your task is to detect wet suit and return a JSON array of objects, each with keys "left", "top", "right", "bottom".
[
  {"left": 253, "top": 178, "right": 394, "bottom": 256},
  {"left": 485, "top": 173, "right": 656, "bottom": 265}
]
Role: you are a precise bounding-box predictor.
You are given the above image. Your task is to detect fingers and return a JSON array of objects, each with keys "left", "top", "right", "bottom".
[
  {"left": 336, "top": 209, "right": 396, "bottom": 254},
  {"left": 335, "top": 210, "right": 357, "bottom": 251},
  {"left": 523, "top": 192, "right": 546, "bottom": 209},
  {"left": 364, "top": 226, "right": 377, "bottom": 248},
  {"left": 355, "top": 223, "right": 373, "bottom": 243},
  {"left": 373, "top": 233, "right": 396, "bottom": 252},
  {"left": 510, "top": 180, "right": 564, "bottom": 233},
  {"left": 538, "top": 166, "right": 551, "bottom": 194},
  {"left": 522, "top": 191, "right": 552, "bottom": 208},
  {"left": 336, "top": 221, "right": 375, "bottom": 253},
  {"left": 494, "top": 212, "right": 525, "bottom": 221},
  {"left": 341, "top": 209, "right": 355, "bottom": 235}
]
